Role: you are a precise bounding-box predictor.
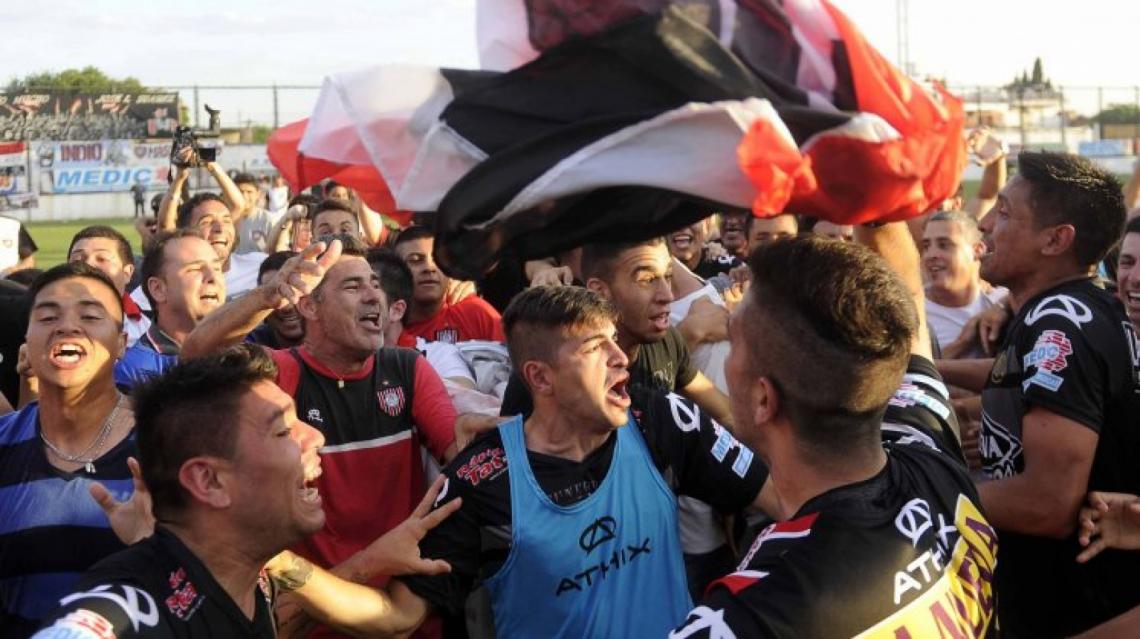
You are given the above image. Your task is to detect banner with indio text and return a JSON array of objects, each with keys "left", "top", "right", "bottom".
[{"left": 34, "top": 139, "right": 176, "bottom": 194}]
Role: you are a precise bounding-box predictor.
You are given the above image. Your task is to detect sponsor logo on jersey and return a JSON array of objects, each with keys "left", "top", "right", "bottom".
[
  {"left": 165, "top": 567, "right": 203, "bottom": 620},
  {"left": 455, "top": 447, "right": 506, "bottom": 486},
  {"left": 1022, "top": 329, "right": 1072, "bottom": 392},
  {"left": 709, "top": 422, "right": 754, "bottom": 477},
  {"left": 579, "top": 516, "right": 617, "bottom": 553},
  {"left": 859, "top": 495, "right": 997, "bottom": 638},
  {"left": 1023, "top": 294, "right": 1092, "bottom": 327},
  {"left": 306, "top": 408, "right": 323, "bottom": 424},
  {"left": 38, "top": 609, "right": 117, "bottom": 639},
  {"left": 670, "top": 605, "right": 737, "bottom": 639},
  {"left": 58, "top": 585, "right": 160, "bottom": 632},
  {"left": 979, "top": 411, "right": 1022, "bottom": 479},
  {"left": 554, "top": 537, "right": 652, "bottom": 597},
  {"left": 377, "top": 386, "right": 406, "bottom": 417}
]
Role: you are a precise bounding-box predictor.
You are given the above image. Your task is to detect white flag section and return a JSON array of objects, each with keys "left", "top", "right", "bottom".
[
  {"left": 485, "top": 99, "right": 781, "bottom": 228},
  {"left": 299, "top": 66, "right": 486, "bottom": 212}
]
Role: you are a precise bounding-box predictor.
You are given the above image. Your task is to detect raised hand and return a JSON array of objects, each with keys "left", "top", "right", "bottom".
[
  {"left": 356, "top": 475, "right": 462, "bottom": 576},
  {"left": 268, "top": 239, "right": 343, "bottom": 307},
  {"left": 90, "top": 457, "right": 155, "bottom": 545},
  {"left": 966, "top": 128, "right": 1006, "bottom": 167}
]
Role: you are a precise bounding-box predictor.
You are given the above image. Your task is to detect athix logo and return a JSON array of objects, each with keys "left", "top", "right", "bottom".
[{"left": 579, "top": 516, "right": 617, "bottom": 554}]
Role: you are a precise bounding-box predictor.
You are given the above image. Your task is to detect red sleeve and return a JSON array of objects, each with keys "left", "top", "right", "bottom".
[
  {"left": 462, "top": 296, "right": 505, "bottom": 342},
  {"left": 269, "top": 348, "right": 301, "bottom": 396},
  {"left": 412, "top": 354, "right": 458, "bottom": 461}
]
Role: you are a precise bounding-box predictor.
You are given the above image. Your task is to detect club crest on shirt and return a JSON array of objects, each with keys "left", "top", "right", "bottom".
[
  {"left": 434, "top": 328, "right": 459, "bottom": 344},
  {"left": 377, "top": 386, "right": 406, "bottom": 417}
]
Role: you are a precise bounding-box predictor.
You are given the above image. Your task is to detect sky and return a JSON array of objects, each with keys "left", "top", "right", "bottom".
[{"left": 8, "top": 0, "right": 1138, "bottom": 127}]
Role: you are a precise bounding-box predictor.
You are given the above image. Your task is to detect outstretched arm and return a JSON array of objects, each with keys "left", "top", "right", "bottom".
[{"left": 854, "top": 222, "right": 931, "bottom": 359}]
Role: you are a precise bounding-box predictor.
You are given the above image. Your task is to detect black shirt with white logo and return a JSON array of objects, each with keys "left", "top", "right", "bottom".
[
  {"left": 980, "top": 277, "right": 1140, "bottom": 637},
  {"left": 692, "top": 251, "right": 742, "bottom": 280},
  {"left": 671, "top": 357, "right": 999, "bottom": 639},
  {"left": 33, "top": 527, "right": 276, "bottom": 638},
  {"left": 400, "top": 388, "right": 766, "bottom": 616}
]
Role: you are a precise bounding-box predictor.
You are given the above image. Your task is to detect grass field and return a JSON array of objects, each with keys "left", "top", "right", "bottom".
[{"left": 27, "top": 218, "right": 138, "bottom": 269}]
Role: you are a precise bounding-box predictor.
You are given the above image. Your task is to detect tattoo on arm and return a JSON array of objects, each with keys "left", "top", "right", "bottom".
[{"left": 272, "top": 554, "right": 315, "bottom": 592}]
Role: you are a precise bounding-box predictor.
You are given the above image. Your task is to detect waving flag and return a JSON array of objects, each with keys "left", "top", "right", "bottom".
[{"left": 296, "top": 0, "right": 964, "bottom": 278}]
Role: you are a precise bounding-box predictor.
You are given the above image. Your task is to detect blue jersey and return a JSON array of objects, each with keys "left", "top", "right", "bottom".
[
  {"left": 0, "top": 403, "right": 136, "bottom": 638},
  {"left": 114, "top": 344, "right": 177, "bottom": 393},
  {"left": 484, "top": 415, "right": 692, "bottom": 638}
]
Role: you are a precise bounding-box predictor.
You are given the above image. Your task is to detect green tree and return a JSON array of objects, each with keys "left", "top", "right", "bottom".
[
  {"left": 1094, "top": 104, "right": 1140, "bottom": 125},
  {"left": 1031, "top": 58, "right": 1044, "bottom": 85},
  {"left": 6, "top": 66, "right": 150, "bottom": 93}
]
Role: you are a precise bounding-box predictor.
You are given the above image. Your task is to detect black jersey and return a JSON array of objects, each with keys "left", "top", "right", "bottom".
[
  {"left": 671, "top": 357, "right": 998, "bottom": 639},
  {"left": 399, "top": 388, "right": 766, "bottom": 616},
  {"left": 32, "top": 528, "right": 276, "bottom": 638},
  {"left": 980, "top": 278, "right": 1140, "bottom": 637},
  {"left": 692, "top": 251, "right": 742, "bottom": 280}
]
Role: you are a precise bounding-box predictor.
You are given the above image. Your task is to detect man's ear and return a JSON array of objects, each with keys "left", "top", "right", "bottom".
[
  {"left": 296, "top": 293, "right": 320, "bottom": 322},
  {"left": 388, "top": 299, "right": 406, "bottom": 324},
  {"left": 522, "top": 360, "right": 555, "bottom": 397},
  {"left": 585, "top": 278, "right": 611, "bottom": 300},
  {"left": 178, "top": 458, "right": 233, "bottom": 510},
  {"left": 122, "top": 262, "right": 135, "bottom": 282},
  {"left": 147, "top": 277, "right": 167, "bottom": 306},
  {"left": 1042, "top": 224, "right": 1077, "bottom": 258},
  {"left": 753, "top": 376, "right": 780, "bottom": 427},
  {"left": 972, "top": 240, "right": 987, "bottom": 261}
]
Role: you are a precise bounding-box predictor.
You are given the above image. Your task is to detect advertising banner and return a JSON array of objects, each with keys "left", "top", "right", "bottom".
[
  {"left": 0, "top": 142, "right": 37, "bottom": 210},
  {"left": 0, "top": 92, "right": 180, "bottom": 141},
  {"left": 34, "top": 139, "right": 175, "bottom": 194}
]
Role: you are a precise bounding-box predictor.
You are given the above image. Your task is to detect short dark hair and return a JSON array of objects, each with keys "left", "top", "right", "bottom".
[
  {"left": 367, "top": 247, "right": 414, "bottom": 306},
  {"left": 177, "top": 192, "right": 229, "bottom": 228},
  {"left": 68, "top": 225, "right": 134, "bottom": 267},
  {"left": 926, "top": 210, "right": 982, "bottom": 244},
  {"left": 742, "top": 237, "right": 916, "bottom": 458},
  {"left": 258, "top": 250, "right": 297, "bottom": 283},
  {"left": 1126, "top": 215, "right": 1140, "bottom": 236},
  {"left": 27, "top": 262, "right": 124, "bottom": 322},
  {"left": 140, "top": 229, "right": 205, "bottom": 314},
  {"left": 393, "top": 224, "right": 434, "bottom": 248},
  {"left": 502, "top": 286, "right": 618, "bottom": 376},
  {"left": 133, "top": 344, "right": 278, "bottom": 519},
  {"left": 745, "top": 213, "right": 800, "bottom": 235},
  {"left": 1016, "top": 151, "right": 1126, "bottom": 267},
  {"left": 7, "top": 269, "right": 44, "bottom": 287},
  {"left": 580, "top": 237, "right": 665, "bottom": 282},
  {"left": 232, "top": 172, "right": 257, "bottom": 188},
  {"left": 288, "top": 193, "right": 322, "bottom": 218},
  {"left": 311, "top": 198, "right": 359, "bottom": 230}
]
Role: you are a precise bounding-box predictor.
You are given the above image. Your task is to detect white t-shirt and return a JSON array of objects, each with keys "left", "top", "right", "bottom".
[
  {"left": 268, "top": 186, "right": 290, "bottom": 214},
  {"left": 225, "top": 252, "right": 266, "bottom": 299},
  {"left": 926, "top": 288, "right": 1007, "bottom": 358},
  {"left": 236, "top": 208, "right": 285, "bottom": 255},
  {"left": 415, "top": 336, "right": 475, "bottom": 385}
]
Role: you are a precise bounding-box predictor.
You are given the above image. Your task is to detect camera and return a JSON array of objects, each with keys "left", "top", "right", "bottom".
[{"left": 170, "top": 104, "right": 222, "bottom": 169}]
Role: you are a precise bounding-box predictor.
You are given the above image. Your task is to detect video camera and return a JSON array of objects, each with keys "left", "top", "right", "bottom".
[{"left": 170, "top": 104, "right": 222, "bottom": 169}]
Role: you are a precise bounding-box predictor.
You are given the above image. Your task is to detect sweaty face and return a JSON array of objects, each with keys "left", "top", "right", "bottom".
[
  {"left": 548, "top": 319, "right": 631, "bottom": 430},
  {"left": 748, "top": 215, "right": 798, "bottom": 247},
  {"left": 595, "top": 243, "right": 674, "bottom": 345},
  {"left": 150, "top": 236, "right": 226, "bottom": 324},
  {"left": 813, "top": 220, "right": 854, "bottom": 242},
  {"left": 69, "top": 237, "right": 133, "bottom": 294},
  {"left": 922, "top": 220, "right": 981, "bottom": 296},
  {"left": 237, "top": 183, "right": 261, "bottom": 210},
  {"left": 312, "top": 210, "right": 359, "bottom": 239},
  {"left": 666, "top": 219, "right": 710, "bottom": 268},
  {"left": 309, "top": 257, "right": 386, "bottom": 356},
  {"left": 396, "top": 236, "right": 450, "bottom": 309},
  {"left": 189, "top": 200, "right": 236, "bottom": 262},
  {"left": 259, "top": 269, "right": 305, "bottom": 343},
  {"left": 1117, "top": 232, "right": 1140, "bottom": 328},
  {"left": 226, "top": 381, "right": 326, "bottom": 547},
  {"left": 978, "top": 176, "right": 1048, "bottom": 291},
  {"left": 720, "top": 214, "right": 749, "bottom": 257},
  {"left": 27, "top": 277, "right": 125, "bottom": 392}
]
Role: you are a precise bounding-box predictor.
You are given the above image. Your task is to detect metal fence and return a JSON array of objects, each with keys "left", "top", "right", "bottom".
[{"left": 150, "top": 84, "right": 321, "bottom": 131}]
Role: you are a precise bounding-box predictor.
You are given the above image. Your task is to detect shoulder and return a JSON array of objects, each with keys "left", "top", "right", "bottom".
[
  {"left": 441, "top": 427, "right": 509, "bottom": 494},
  {"left": 0, "top": 402, "right": 37, "bottom": 442},
  {"left": 1019, "top": 284, "right": 1122, "bottom": 338},
  {"left": 455, "top": 295, "right": 501, "bottom": 318}
]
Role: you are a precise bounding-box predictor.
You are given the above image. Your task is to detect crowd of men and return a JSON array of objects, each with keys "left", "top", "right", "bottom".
[{"left": 1, "top": 127, "right": 1139, "bottom": 639}]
